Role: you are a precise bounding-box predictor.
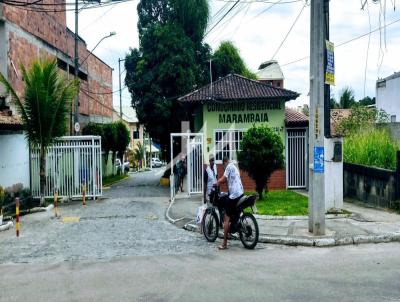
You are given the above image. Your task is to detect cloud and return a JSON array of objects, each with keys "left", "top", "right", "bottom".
[{"left": 67, "top": 0, "right": 400, "bottom": 108}]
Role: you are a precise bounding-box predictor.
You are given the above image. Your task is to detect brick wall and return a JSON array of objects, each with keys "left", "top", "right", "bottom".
[
  {"left": 3, "top": 3, "right": 112, "bottom": 120},
  {"left": 216, "top": 164, "right": 286, "bottom": 192}
]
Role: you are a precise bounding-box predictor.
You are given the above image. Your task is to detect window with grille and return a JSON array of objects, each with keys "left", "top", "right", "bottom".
[{"left": 214, "top": 130, "right": 244, "bottom": 162}]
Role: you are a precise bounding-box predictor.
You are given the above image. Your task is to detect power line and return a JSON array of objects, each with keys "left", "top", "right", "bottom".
[
  {"left": 271, "top": 2, "right": 307, "bottom": 60},
  {"left": 81, "top": 86, "right": 127, "bottom": 95},
  {"left": 1, "top": 0, "right": 135, "bottom": 13},
  {"left": 281, "top": 15, "right": 400, "bottom": 68},
  {"left": 204, "top": 0, "right": 241, "bottom": 37},
  {"left": 81, "top": 5, "right": 117, "bottom": 33},
  {"left": 209, "top": 2, "right": 248, "bottom": 42}
]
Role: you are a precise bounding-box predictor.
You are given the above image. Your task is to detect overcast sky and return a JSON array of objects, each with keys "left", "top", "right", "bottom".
[{"left": 66, "top": 0, "right": 400, "bottom": 110}]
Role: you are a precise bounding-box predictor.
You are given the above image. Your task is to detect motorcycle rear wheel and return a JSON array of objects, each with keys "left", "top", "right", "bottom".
[
  {"left": 239, "top": 213, "right": 259, "bottom": 249},
  {"left": 202, "top": 210, "right": 219, "bottom": 242}
]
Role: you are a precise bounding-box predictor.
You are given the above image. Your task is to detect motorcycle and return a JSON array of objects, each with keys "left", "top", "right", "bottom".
[{"left": 202, "top": 186, "right": 259, "bottom": 249}]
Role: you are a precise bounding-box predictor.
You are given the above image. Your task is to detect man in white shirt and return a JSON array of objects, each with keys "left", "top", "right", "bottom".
[
  {"left": 215, "top": 156, "right": 244, "bottom": 250},
  {"left": 204, "top": 154, "right": 218, "bottom": 203}
]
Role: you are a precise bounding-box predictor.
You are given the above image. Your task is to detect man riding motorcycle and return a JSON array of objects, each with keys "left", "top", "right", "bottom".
[{"left": 214, "top": 156, "right": 244, "bottom": 250}]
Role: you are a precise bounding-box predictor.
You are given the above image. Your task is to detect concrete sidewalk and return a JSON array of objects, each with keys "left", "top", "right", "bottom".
[{"left": 166, "top": 195, "right": 400, "bottom": 247}]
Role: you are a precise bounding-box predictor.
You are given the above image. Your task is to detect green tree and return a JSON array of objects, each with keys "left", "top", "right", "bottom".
[
  {"left": 238, "top": 125, "right": 284, "bottom": 199},
  {"left": 336, "top": 105, "right": 389, "bottom": 136},
  {"left": 358, "top": 96, "right": 375, "bottom": 106},
  {"left": 339, "top": 87, "right": 356, "bottom": 109},
  {"left": 0, "top": 59, "right": 78, "bottom": 202},
  {"left": 113, "top": 121, "right": 130, "bottom": 161},
  {"left": 102, "top": 123, "right": 117, "bottom": 165},
  {"left": 330, "top": 97, "right": 339, "bottom": 109},
  {"left": 134, "top": 141, "right": 146, "bottom": 168},
  {"left": 82, "top": 122, "right": 104, "bottom": 137},
  {"left": 212, "top": 41, "right": 257, "bottom": 80},
  {"left": 125, "top": 0, "right": 210, "bottom": 152}
]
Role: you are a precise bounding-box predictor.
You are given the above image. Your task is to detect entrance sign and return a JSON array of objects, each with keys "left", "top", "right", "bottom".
[
  {"left": 314, "top": 146, "right": 324, "bottom": 173},
  {"left": 325, "top": 40, "right": 335, "bottom": 85}
]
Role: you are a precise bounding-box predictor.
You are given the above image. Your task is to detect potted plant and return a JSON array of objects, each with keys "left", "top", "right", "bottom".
[{"left": 0, "top": 186, "right": 5, "bottom": 225}]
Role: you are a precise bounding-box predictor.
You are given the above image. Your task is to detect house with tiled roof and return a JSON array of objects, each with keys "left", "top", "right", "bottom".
[{"left": 178, "top": 73, "right": 309, "bottom": 190}]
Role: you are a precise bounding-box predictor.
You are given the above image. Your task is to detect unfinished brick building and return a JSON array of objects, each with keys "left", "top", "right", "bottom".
[{"left": 0, "top": 0, "right": 113, "bottom": 129}]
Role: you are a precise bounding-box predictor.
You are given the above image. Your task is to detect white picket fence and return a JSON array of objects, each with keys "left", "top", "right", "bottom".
[{"left": 31, "top": 136, "right": 102, "bottom": 199}]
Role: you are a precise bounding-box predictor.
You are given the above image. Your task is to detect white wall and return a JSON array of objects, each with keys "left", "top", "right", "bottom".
[
  {"left": 0, "top": 133, "right": 30, "bottom": 188},
  {"left": 376, "top": 76, "right": 400, "bottom": 122},
  {"left": 324, "top": 137, "right": 343, "bottom": 211}
]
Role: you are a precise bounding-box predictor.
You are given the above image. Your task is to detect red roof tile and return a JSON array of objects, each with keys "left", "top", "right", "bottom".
[
  {"left": 178, "top": 74, "right": 299, "bottom": 103},
  {"left": 285, "top": 107, "right": 309, "bottom": 126}
]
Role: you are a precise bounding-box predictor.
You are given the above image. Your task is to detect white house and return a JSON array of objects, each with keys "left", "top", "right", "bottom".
[{"left": 376, "top": 72, "right": 400, "bottom": 122}]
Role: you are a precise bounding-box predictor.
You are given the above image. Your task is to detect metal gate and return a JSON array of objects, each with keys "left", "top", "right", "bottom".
[
  {"left": 170, "top": 133, "right": 203, "bottom": 201},
  {"left": 286, "top": 128, "right": 308, "bottom": 189},
  {"left": 31, "top": 136, "right": 102, "bottom": 199}
]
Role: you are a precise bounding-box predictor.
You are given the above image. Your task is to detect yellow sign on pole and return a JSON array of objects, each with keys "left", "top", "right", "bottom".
[{"left": 325, "top": 40, "right": 335, "bottom": 85}]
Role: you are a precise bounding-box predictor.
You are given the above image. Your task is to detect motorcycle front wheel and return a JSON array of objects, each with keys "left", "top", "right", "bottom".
[
  {"left": 202, "top": 210, "right": 219, "bottom": 242},
  {"left": 239, "top": 213, "right": 259, "bottom": 249}
]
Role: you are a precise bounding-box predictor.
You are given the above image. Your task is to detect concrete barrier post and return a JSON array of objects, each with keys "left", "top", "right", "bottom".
[
  {"left": 54, "top": 191, "right": 59, "bottom": 217},
  {"left": 15, "top": 197, "right": 20, "bottom": 237}
]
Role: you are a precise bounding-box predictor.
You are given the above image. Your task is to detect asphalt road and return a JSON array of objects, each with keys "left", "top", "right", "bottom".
[
  {"left": 1, "top": 169, "right": 400, "bottom": 301},
  {"left": 1, "top": 243, "right": 400, "bottom": 302}
]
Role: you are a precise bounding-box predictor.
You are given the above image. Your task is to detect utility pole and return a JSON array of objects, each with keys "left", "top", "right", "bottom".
[
  {"left": 118, "top": 58, "right": 125, "bottom": 119},
  {"left": 73, "top": 0, "right": 79, "bottom": 135},
  {"left": 308, "top": 0, "right": 329, "bottom": 235},
  {"left": 209, "top": 59, "right": 213, "bottom": 96}
]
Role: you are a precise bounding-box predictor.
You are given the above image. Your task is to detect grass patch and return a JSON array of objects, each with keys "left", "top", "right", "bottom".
[
  {"left": 249, "top": 190, "right": 308, "bottom": 216},
  {"left": 102, "top": 174, "right": 128, "bottom": 186}
]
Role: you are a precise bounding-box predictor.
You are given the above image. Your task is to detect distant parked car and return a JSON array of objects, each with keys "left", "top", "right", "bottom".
[
  {"left": 151, "top": 158, "right": 162, "bottom": 168},
  {"left": 115, "top": 158, "right": 130, "bottom": 173}
]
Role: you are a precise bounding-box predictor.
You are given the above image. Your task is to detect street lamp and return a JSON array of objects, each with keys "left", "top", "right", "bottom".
[
  {"left": 73, "top": 31, "right": 116, "bottom": 134},
  {"left": 80, "top": 32, "right": 116, "bottom": 66}
]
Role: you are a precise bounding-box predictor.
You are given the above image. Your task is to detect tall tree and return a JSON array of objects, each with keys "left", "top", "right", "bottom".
[
  {"left": 358, "top": 96, "right": 375, "bottom": 106},
  {"left": 0, "top": 59, "right": 78, "bottom": 203},
  {"left": 212, "top": 41, "right": 257, "bottom": 80},
  {"left": 339, "top": 87, "right": 356, "bottom": 109},
  {"left": 125, "top": 0, "right": 210, "bottom": 151}
]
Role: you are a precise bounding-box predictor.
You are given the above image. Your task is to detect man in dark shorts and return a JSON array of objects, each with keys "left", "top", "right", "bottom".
[{"left": 215, "top": 156, "right": 244, "bottom": 250}]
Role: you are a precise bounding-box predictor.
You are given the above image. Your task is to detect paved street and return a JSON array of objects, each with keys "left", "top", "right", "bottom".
[
  {"left": 0, "top": 169, "right": 400, "bottom": 301},
  {"left": 0, "top": 169, "right": 216, "bottom": 264}
]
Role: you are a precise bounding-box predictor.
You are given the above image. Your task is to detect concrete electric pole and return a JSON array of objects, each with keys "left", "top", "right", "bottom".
[
  {"left": 308, "top": 0, "right": 330, "bottom": 235},
  {"left": 118, "top": 58, "right": 125, "bottom": 119},
  {"left": 73, "top": 0, "right": 79, "bottom": 135}
]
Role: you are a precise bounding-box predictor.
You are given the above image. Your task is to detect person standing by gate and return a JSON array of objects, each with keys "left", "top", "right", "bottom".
[
  {"left": 203, "top": 154, "right": 218, "bottom": 203},
  {"left": 177, "top": 155, "right": 187, "bottom": 192}
]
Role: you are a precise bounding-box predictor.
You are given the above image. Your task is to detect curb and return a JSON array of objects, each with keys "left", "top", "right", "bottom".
[
  {"left": 0, "top": 221, "right": 14, "bottom": 232},
  {"left": 254, "top": 213, "right": 353, "bottom": 220},
  {"left": 183, "top": 222, "right": 400, "bottom": 247},
  {"left": 102, "top": 175, "right": 129, "bottom": 189}
]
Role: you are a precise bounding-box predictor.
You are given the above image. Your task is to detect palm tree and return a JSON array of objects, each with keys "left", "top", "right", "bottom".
[
  {"left": 339, "top": 87, "right": 356, "bottom": 109},
  {"left": 134, "top": 142, "right": 146, "bottom": 169},
  {"left": 0, "top": 59, "right": 78, "bottom": 203}
]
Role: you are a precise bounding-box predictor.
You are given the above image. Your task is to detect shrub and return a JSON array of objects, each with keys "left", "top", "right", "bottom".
[{"left": 238, "top": 124, "right": 284, "bottom": 199}]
